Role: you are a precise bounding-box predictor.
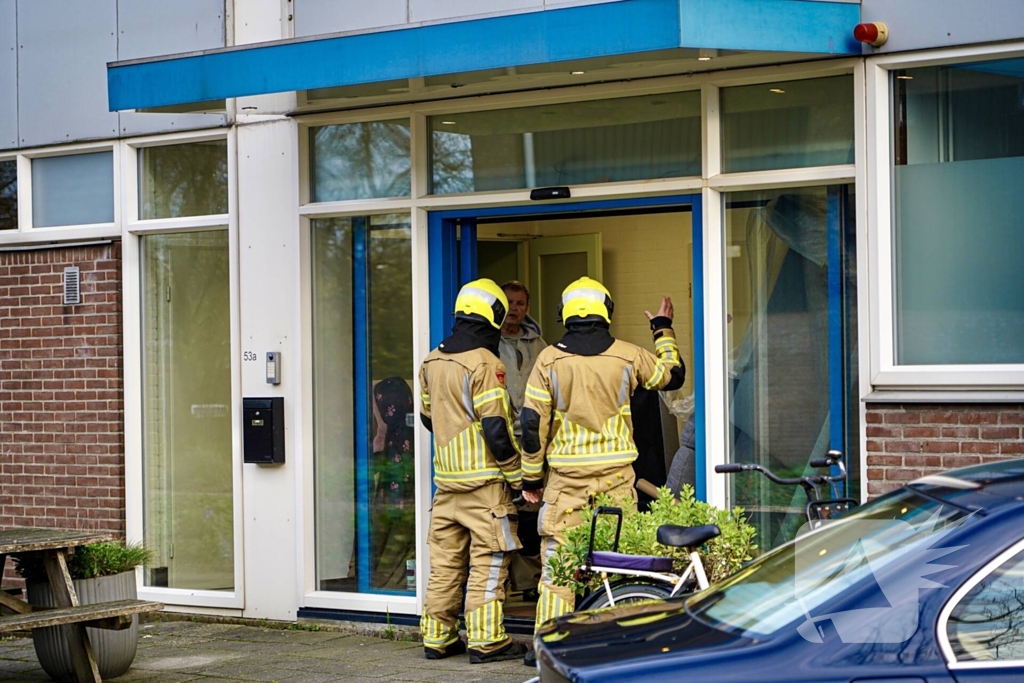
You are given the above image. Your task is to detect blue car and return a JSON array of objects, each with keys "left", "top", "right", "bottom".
[{"left": 533, "top": 459, "right": 1024, "bottom": 683}]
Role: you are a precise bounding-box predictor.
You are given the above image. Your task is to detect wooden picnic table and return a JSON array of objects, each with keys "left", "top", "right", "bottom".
[{"left": 0, "top": 528, "right": 163, "bottom": 683}]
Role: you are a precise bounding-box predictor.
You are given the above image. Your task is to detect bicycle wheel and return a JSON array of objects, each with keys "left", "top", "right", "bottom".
[{"left": 576, "top": 579, "right": 674, "bottom": 610}]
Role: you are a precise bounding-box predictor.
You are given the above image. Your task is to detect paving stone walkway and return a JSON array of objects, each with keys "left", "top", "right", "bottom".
[{"left": 0, "top": 621, "right": 533, "bottom": 683}]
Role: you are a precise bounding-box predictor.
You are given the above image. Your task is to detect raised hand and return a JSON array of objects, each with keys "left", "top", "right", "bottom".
[{"left": 644, "top": 296, "right": 674, "bottom": 322}]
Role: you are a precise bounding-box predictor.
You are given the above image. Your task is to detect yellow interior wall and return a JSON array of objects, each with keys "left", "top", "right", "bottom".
[{"left": 479, "top": 211, "right": 694, "bottom": 393}]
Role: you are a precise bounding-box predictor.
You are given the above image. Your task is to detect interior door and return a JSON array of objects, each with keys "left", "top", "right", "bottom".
[{"left": 528, "top": 233, "right": 602, "bottom": 345}]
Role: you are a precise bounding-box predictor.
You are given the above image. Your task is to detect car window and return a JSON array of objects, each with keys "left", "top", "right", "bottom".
[
  {"left": 948, "top": 548, "right": 1024, "bottom": 661},
  {"left": 687, "top": 490, "right": 971, "bottom": 638}
]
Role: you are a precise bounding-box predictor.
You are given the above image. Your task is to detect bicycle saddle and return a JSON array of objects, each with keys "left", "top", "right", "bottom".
[{"left": 657, "top": 524, "right": 721, "bottom": 549}]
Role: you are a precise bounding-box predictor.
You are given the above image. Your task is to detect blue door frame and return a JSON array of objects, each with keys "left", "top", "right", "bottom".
[{"left": 427, "top": 194, "right": 708, "bottom": 501}]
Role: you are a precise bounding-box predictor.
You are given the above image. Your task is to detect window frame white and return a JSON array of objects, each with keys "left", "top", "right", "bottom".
[
  {"left": 867, "top": 41, "right": 1024, "bottom": 390},
  {"left": 121, "top": 129, "right": 245, "bottom": 611},
  {"left": 295, "top": 58, "right": 865, "bottom": 615},
  {"left": 0, "top": 140, "right": 121, "bottom": 244}
]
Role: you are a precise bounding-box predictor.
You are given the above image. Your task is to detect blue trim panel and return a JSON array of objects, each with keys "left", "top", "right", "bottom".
[
  {"left": 680, "top": 0, "right": 861, "bottom": 54},
  {"left": 352, "top": 217, "right": 371, "bottom": 594},
  {"left": 428, "top": 215, "right": 459, "bottom": 348},
  {"left": 107, "top": 0, "right": 859, "bottom": 110},
  {"left": 109, "top": 0, "right": 680, "bottom": 111},
  {"left": 690, "top": 198, "right": 706, "bottom": 503},
  {"left": 826, "top": 186, "right": 842, "bottom": 457},
  {"left": 459, "top": 219, "right": 478, "bottom": 284}
]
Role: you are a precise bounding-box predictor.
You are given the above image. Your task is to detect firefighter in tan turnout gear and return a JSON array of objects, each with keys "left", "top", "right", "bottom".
[
  {"left": 418, "top": 278, "right": 528, "bottom": 664},
  {"left": 520, "top": 277, "right": 685, "bottom": 664}
]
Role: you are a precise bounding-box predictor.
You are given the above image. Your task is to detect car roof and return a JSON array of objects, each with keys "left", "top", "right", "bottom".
[{"left": 908, "top": 457, "right": 1024, "bottom": 512}]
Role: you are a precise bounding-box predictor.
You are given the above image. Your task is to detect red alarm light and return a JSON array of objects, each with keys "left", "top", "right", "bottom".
[{"left": 854, "top": 22, "right": 889, "bottom": 47}]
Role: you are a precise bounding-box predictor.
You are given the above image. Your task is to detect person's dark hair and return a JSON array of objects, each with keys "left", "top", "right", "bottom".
[{"left": 501, "top": 280, "right": 530, "bottom": 305}]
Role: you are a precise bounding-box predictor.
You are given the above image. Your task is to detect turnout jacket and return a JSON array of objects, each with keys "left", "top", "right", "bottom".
[
  {"left": 419, "top": 347, "right": 523, "bottom": 493},
  {"left": 520, "top": 328, "right": 683, "bottom": 488}
]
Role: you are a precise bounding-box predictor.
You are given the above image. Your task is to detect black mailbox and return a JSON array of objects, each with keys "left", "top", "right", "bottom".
[{"left": 243, "top": 397, "right": 285, "bottom": 464}]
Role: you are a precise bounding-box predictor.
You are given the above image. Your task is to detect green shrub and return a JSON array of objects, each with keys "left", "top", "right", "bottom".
[
  {"left": 547, "top": 485, "right": 757, "bottom": 595},
  {"left": 14, "top": 542, "right": 153, "bottom": 583}
]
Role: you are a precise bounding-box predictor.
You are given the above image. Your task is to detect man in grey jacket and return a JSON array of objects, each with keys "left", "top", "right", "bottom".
[{"left": 499, "top": 280, "right": 547, "bottom": 598}]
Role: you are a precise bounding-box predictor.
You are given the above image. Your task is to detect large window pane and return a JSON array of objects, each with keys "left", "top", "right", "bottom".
[
  {"left": 0, "top": 160, "right": 15, "bottom": 230},
  {"left": 725, "top": 186, "right": 857, "bottom": 550},
  {"left": 32, "top": 152, "right": 114, "bottom": 227},
  {"left": 893, "top": 59, "right": 1024, "bottom": 364},
  {"left": 313, "top": 213, "right": 416, "bottom": 594},
  {"left": 139, "top": 140, "right": 228, "bottom": 219},
  {"left": 142, "top": 230, "right": 233, "bottom": 591},
  {"left": 722, "top": 76, "right": 854, "bottom": 173},
  {"left": 310, "top": 121, "right": 411, "bottom": 202},
  {"left": 430, "top": 92, "right": 701, "bottom": 194}
]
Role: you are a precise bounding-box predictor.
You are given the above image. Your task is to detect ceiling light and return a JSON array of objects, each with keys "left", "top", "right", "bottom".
[
  {"left": 697, "top": 56, "right": 712, "bottom": 62},
  {"left": 697, "top": 48, "right": 716, "bottom": 62},
  {"left": 440, "top": 120, "right": 456, "bottom": 125},
  {"left": 769, "top": 88, "right": 786, "bottom": 94},
  {"left": 896, "top": 74, "right": 914, "bottom": 80},
  {"left": 570, "top": 70, "right": 586, "bottom": 75}
]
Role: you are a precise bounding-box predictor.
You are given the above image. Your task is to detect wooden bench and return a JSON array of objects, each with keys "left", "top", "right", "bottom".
[
  {"left": 0, "top": 598, "right": 164, "bottom": 633},
  {"left": 0, "top": 528, "right": 164, "bottom": 683}
]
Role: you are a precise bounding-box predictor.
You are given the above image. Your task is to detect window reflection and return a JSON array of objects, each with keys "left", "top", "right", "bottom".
[
  {"left": 429, "top": 92, "right": 701, "bottom": 194},
  {"left": 313, "top": 214, "right": 416, "bottom": 594},
  {"left": 725, "top": 186, "right": 857, "bottom": 550},
  {"left": 310, "top": 121, "right": 411, "bottom": 202},
  {"left": 0, "top": 160, "right": 15, "bottom": 230},
  {"left": 139, "top": 140, "right": 228, "bottom": 219},
  {"left": 141, "top": 230, "right": 234, "bottom": 590},
  {"left": 949, "top": 548, "right": 1024, "bottom": 661},
  {"left": 893, "top": 59, "right": 1024, "bottom": 364}
]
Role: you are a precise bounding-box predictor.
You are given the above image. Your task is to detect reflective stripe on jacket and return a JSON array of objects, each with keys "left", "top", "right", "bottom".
[
  {"left": 419, "top": 347, "right": 523, "bottom": 492},
  {"left": 521, "top": 332, "right": 683, "bottom": 483}
]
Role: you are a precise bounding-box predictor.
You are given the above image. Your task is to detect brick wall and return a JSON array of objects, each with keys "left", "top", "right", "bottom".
[
  {"left": 866, "top": 403, "right": 1024, "bottom": 496},
  {"left": 0, "top": 242, "right": 125, "bottom": 582}
]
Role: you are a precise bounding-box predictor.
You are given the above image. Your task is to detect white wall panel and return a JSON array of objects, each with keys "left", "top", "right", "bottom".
[
  {"left": 0, "top": 0, "right": 17, "bottom": 149},
  {"left": 409, "top": 0, "right": 542, "bottom": 24},
  {"left": 235, "top": 0, "right": 286, "bottom": 45},
  {"left": 18, "top": 0, "right": 118, "bottom": 147},
  {"left": 118, "top": 0, "right": 225, "bottom": 61},
  {"left": 294, "top": 0, "right": 407, "bottom": 37},
  {"left": 237, "top": 119, "right": 301, "bottom": 620}
]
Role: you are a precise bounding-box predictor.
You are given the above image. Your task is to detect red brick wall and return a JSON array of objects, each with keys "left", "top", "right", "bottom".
[
  {"left": 0, "top": 243, "right": 125, "bottom": 582},
  {"left": 866, "top": 403, "right": 1024, "bottom": 496}
]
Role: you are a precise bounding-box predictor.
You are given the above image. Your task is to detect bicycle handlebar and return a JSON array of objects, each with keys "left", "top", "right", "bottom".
[{"left": 715, "top": 451, "right": 848, "bottom": 492}]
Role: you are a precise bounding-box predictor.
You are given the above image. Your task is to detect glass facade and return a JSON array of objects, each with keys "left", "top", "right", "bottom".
[
  {"left": 141, "top": 230, "right": 234, "bottom": 591},
  {"left": 312, "top": 213, "right": 416, "bottom": 594},
  {"left": 429, "top": 92, "right": 701, "bottom": 193},
  {"left": 0, "top": 160, "right": 14, "bottom": 230},
  {"left": 310, "top": 121, "right": 411, "bottom": 202},
  {"left": 722, "top": 76, "right": 854, "bottom": 173},
  {"left": 893, "top": 59, "right": 1024, "bottom": 365},
  {"left": 725, "top": 185, "right": 858, "bottom": 550},
  {"left": 31, "top": 151, "right": 114, "bottom": 227},
  {"left": 139, "top": 140, "right": 228, "bottom": 219}
]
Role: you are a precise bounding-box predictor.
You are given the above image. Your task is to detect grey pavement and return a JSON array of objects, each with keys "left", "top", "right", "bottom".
[{"left": 0, "top": 620, "right": 534, "bottom": 683}]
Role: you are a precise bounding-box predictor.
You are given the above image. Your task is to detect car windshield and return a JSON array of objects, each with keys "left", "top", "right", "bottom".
[{"left": 687, "top": 489, "right": 972, "bottom": 637}]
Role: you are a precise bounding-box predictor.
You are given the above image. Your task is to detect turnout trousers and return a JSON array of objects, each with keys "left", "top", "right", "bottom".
[
  {"left": 420, "top": 481, "right": 521, "bottom": 654},
  {"left": 533, "top": 465, "right": 636, "bottom": 632}
]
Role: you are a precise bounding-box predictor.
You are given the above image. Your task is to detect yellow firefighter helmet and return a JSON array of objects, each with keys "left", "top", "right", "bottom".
[
  {"left": 558, "top": 276, "right": 614, "bottom": 325},
  {"left": 454, "top": 278, "right": 509, "bottom": 330}
]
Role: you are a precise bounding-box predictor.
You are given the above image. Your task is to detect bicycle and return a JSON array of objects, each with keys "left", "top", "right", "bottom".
[
  {"left": 714, "top": 448, "right": 858, "bottom": 527},
  {"left": 572, "top": 506, "right": 721, "bottom": 610}
]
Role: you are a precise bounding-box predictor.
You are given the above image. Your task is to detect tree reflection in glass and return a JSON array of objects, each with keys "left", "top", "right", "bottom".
[
  {"left": 139, "top": 140, "right": 228, "bottom": 219},
  {"left": 310, "top": 122, "right": 411, "bottom": 202}
]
